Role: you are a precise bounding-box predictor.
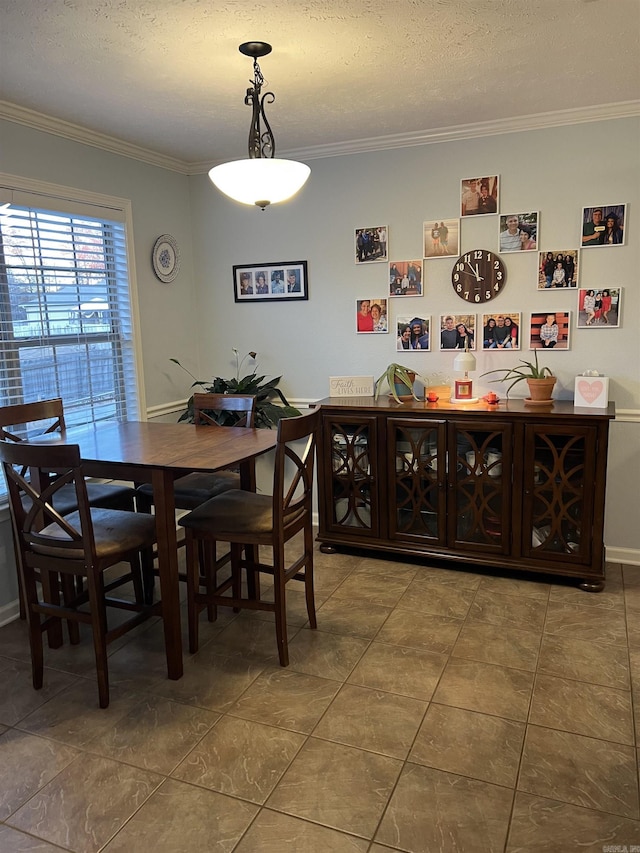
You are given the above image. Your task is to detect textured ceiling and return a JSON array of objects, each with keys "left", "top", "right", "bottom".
[{"left": 1, "top": 0, "right": 639, "bottom": 169}]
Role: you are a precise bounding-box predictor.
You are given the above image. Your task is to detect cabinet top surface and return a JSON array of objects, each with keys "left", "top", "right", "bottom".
[{"left": 315, "top": 396, "right": 615, "bottom": 420}]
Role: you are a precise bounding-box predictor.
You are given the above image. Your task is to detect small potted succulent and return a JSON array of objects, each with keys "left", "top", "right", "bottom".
[
  {"left": 374, "top": 363, "right": 421, "bottom": 403},
  {"left": 481, "top": 350, "right": 556, "bottom": 402}
]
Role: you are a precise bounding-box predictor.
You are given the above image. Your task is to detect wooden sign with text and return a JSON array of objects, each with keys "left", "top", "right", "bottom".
[{"left": 329, "top": 376, "right": 375, "bottom": 397}]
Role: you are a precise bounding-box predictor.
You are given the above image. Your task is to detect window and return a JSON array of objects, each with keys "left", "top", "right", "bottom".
[{"left": 0, "top": 177, "right": 142, "bottom": 434}]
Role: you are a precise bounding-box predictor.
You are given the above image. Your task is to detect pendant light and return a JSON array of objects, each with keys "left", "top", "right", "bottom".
[{"left": 209, "top": 42, "right": 310, "bottom": 210}]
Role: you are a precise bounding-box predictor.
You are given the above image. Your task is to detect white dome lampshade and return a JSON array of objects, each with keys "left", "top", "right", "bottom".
[
  {"left": 209, "top": 158, "right": 311, "bottom": 210},
  {"left": 453, "top": 351, "right": 477, "bottom": 375}
]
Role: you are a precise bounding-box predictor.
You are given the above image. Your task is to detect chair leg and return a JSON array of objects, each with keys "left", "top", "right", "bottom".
[
  {"left": 86, "top": 570, "right": 110, "bottom": 708},
  {"left": 273, "top": 550, "right": 289, "bottom": 667},
  {"left": 245, "top": 544, "right": 260, "bottom": 599},
  {"left": 22, "top": 570, "right": 44, "bottom": 690},
  {"left": 185, "top": 532, "right": 200, "bottom": 654},
  {"left": 304, "top": 525, "right": 317, "bottom": 629},
  {"left": 231, "top": 543, "right": 243, "bottom": 610},
  {"left": 130, "top": 552, "right": 145, "bottom": 605},
  {"left": 138, "top": 548, "right": 155, "bottom": 606},
  {"left": 41, "top": 569, "right": 64, "bottom": 649},
  {"left": 60, "top": 574, "right": 81, "bottom": 645}
]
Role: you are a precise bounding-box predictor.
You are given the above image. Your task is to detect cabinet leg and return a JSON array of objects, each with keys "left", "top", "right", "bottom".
[
  {"left": 319, "top": 543, "right": 337, "bottom": 554},
  {"left": 578, "top": 579, "right": 605, "bottom": 593}
]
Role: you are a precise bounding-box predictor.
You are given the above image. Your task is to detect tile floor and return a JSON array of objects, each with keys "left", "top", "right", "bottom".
[{"left": 0, "top": 544, "right": 639, "bottom": 852}]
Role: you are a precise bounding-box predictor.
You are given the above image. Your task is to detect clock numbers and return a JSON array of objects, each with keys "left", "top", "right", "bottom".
[{"left": 474, "top": 250, "right": 483, "bottom": 259}]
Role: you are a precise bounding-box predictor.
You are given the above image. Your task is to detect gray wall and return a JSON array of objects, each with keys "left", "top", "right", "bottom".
[{"left": 0, "top": 113, "right": 638, "bottom": 618}]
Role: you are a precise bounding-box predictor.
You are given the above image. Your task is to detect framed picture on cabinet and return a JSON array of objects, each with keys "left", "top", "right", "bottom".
[
  {"left": 389, "top": 260, "right": 423, "bottom": 296},
  {"left": 396, "top": 316, "right": 431, "bottom": 351},
  {"left": 233, "top": 261, "right": 308, "bottom": 302},
  {"left": 576, "top": 288, "right": 621, "bottom": 328},
  {"left": 529, "top": 311, "right": 571, "bottom": 350},
  {"left": 581, "top": 204, "right": 626, "bottom": 247},
  {"left": 355, "top": 226, "right": 388, "bottom": 263},
  {"left": 537, "top": 250, "right": 579, "bottom": 289}
]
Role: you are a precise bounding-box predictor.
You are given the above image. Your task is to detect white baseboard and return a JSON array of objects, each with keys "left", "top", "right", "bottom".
[
  {"left": 0, "top": 599, "right": 20, "bottom": 627},
  {"left": 606, "top": 546, "right": 640, "bottom": 567}
]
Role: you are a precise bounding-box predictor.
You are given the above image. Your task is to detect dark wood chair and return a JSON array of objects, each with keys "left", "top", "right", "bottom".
[
  {"left": 0, "top": 439, "right": 159, "bottom": 708},
  {"left": 136, "top": 393, "right": 257, "bottom": 512},
  {"left": 179, "top": 408, "right": 320, "bottom": 664},
  {"left": 0, "top": 399, "right": 137, "bottom": 618}
]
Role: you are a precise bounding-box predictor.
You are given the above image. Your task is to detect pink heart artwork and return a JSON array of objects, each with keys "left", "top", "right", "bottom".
[{"left": 578, "top": 379, "right": 603, "bottom": 405}]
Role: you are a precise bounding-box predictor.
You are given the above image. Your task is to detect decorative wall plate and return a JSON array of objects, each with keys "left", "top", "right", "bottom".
[{"left": 152, "top": 234, "right": 180, "bottom": 283}]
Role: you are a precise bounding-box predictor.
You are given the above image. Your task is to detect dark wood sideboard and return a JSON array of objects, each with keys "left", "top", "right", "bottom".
[{"left": 315, "top": 396, "right": 615, "bottom": 591}]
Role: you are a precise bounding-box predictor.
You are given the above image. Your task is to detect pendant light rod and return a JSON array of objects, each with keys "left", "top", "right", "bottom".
[{"left": 239, "top": 42, "right": 275, "bottom": 160}]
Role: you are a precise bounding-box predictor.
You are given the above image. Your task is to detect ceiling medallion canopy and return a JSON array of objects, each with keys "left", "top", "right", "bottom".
[{"left": 208, "top": 41, "right": 311, "bottom": 210}]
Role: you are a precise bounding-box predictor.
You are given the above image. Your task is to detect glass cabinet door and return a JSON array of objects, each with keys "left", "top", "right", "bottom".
[
  {"left": 388, "top": 418, "right": 446, "bottom": 543},
  {"left": 323, "top": 416, "right": 379, "bottom": 536},
  {"left": 448, "top": 420, "right": 512, "bottom": 553},
  {"left": 522, "top": 424, "right": 597, "bottom": 564}
]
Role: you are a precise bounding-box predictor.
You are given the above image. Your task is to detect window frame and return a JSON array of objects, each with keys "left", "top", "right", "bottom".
[{"left": 0, "top": 172, "right": 146, "bottom": 426}]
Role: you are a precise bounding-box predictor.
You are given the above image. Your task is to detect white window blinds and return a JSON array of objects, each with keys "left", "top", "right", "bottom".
[{"left": 0, "top": 185, "right": 140, "bottom": 430}]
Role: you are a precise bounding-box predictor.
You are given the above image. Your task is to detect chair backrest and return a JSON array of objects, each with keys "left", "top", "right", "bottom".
[
  {"left": 0, "top": 440, "right": 96, "bottom": 566},
  {"left": 272, "top": 409, "right": 321, "bottom": 531},
  {"left": 0, "top": 399, "right": 66, "bottom": 443},
  {"left": 192, "top": 393, "right": 256, "bottom": 428}
]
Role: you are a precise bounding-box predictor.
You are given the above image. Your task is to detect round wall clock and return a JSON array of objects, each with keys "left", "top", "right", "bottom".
[
  {"left": 451, "top": 249, "right": 506, "bottom": 303},
  {"left": 152, "top": 234, "right": 180, "bottom": 283}
]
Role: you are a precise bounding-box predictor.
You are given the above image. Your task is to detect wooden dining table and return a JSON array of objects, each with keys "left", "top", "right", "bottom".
[{"left": 31, "top": 420, "right": 277, "bottom": 679}]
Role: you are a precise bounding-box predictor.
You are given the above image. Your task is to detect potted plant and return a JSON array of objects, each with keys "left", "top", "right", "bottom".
[
  {"left": 171, "top": 350, "right": 301, "bottom": 427},
  {"left": 481, "top": 350, "right": 556, "bottom": 402},
  {"left": 374, "top": 363, "right": 421, "bottom": 403}
]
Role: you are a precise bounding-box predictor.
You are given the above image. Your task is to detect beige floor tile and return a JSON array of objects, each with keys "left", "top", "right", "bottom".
[
  {"left": 150, "top": 647, "right": 265, "bottom": 711},
  {"left": 172, "top": 716, "right": 304, "bottom": 804},
  {"left": 312, "top": 564, "right": 358, "bottom": 596},
  {"left": 266, "top": 737, "right": 401, "bottom": 838},
  {"left": 452, "top": 621, "right": 541, "bottom": 671},
  {"left": 214, "top": 617, "right": 300, "bottom": 663},
  {"left": 315, "top": 596, "right": 392, "bottom": 638},
  {"left": 478, "top": 574, "right": 551, "bottom": 600},
  {"left": 350, "top": 557, "right": 420, "bottom": 580},
  {"left": 6, "top": 752, "right": 162, "bottom": 852},
  {"left": 18, "top": 678, "right": 142, "bottom": 747},
  {"left": 529, "top": 673, "right": 634, "bottom": 744},
  {"left": 85, "top": 695, "right": 218, "bottom": 773},
  {"left": 0, "top": 824, "right": 69, "bottom": 851},
  {"left": 433, "top": 658, "right": 534, "bottom": 721},
  {"left": 375, "top": 607, "right": 463, "bottom": 654},
  {"left": 330, "top": 572, "right": 412, "bottom": 607},
  {"left": 0, "top": 659, "right": 77, "bottom": 727},
  {"left": 396, "top": 579, "right": 476, "bottom": 619},
  {"left": 506, "top": 791, "right": 640, "bottom": 853},
  {"left": 313, "top": 683, "right": 427, "bottom": 758},
  {"left": 376, "top": 763, "right": 513, "bottom": 853},
  {"left": 544, "top": 600, "right": 628, "bottom": 645},
  {"left": 102, "top": 778, "right": 258, "bottom": 852},
  {"left": 409, "top": 703, "right": 525, "bottom": 787},
  {"left": 409, "top": 564, "right": 484, "bottom": 590},
  {"left": 538, "top": 633, "right": 630, "bottom": 689},
  {"left": 286, "top": 627, "right": 370, "bottom": 681},
  {"left": 234, "top": 808, "right": 370, "bottom": 852},
  {"left": 228, "top": 667, "right": 341, "bottom": 733},
  {"left": 348, "top": 642, "right": 447, "bottom": 701},
  {"left": 549, "top": 580, "right": 625, "bottom": 609},
  {"left": 0, "top": 729, "right": 78, "bottom": 820},
  {"left": 469, "top": 589, "right": 547, "bottom": 632},
  {"left": 519, "top": 725, "right": 639, "bottom": 819}
]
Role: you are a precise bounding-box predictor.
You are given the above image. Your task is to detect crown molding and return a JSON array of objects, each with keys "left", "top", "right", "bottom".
[
  {"left": 0, "top": 101, "right": 190, "bottom": 174},
  {"left": 2, "top": 99, "right": 639, "bottom": 176}
]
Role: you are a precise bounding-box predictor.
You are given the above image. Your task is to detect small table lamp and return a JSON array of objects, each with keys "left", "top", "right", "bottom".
[{"left": 452, "top": 349, "right": 478, "bottom": 402}]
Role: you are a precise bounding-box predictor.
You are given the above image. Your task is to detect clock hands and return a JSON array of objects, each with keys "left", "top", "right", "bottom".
[{"left": 465, "top": 261, "right": 484, "bottom": 282}]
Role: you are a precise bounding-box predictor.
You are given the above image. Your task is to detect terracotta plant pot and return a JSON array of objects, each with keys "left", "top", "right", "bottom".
[{"left": 526, "top": 376, "right": 557, "bottom": 402}]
